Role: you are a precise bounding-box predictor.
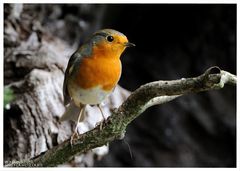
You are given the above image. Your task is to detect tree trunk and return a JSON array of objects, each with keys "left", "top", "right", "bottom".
[{"left": 4, "top": 4, "right": 129, "bottom": 166}]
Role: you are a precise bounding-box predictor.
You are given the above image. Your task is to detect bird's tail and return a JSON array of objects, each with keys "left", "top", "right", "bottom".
[{"left": 60, "top": 101, "right": 85, "bottom": 122}]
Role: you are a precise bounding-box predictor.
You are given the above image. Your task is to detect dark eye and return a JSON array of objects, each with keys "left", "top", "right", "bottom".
[{"left": 106, "top": 35, "right": 114, "bottom": 42}]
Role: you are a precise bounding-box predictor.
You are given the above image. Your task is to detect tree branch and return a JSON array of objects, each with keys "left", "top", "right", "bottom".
[{"left": 6, "top": 66, "right": 236, "bottom": 167}]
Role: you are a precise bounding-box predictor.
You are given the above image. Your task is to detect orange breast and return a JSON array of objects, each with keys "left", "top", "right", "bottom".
[{"left": 76, "top": 55, "right": 122, "bottom": 91}]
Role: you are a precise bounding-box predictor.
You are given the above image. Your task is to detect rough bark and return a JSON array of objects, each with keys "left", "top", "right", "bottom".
[{"left": 4, "top": 4, "right": 126, "bottom": 167}]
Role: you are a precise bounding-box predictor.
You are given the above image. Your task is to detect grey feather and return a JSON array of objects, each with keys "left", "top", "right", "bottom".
[{"left": 63, "top": 52, "right": 79, "bottom": 105}]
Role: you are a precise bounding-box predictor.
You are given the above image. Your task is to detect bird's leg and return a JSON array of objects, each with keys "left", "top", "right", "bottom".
[
  {"left": 97, "top": 104, "right": 106, "bottom": 130},
  {"left": 70, "top": 104, "right": 86, "bottom": 145}
]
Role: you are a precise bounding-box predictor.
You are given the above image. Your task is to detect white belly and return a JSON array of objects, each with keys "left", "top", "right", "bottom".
[{"left": 69, "top": 85, "right": 111, "bottom": 106}]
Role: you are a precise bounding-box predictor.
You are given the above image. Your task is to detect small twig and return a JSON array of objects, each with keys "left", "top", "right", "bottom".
[
  {"left": 142, "top": 95, "right": 181, "bottom": 112},
  {"left": 6, "top": 66, "right": 236, "bottom": 167}
]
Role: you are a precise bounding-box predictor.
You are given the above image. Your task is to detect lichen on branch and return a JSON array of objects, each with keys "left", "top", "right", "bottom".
[{"left": 6, "top": 66, "right": 237, "bottom": 167}]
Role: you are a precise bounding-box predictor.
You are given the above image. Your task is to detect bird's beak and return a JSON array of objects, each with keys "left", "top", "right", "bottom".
[{"left": 124, "top": 42, "right": 136, "bottom": 47}]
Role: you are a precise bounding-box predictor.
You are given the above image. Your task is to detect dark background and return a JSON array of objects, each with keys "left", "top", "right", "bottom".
[
  {"left": 5, "top": 4, "right": 237, "bottom": 167},
  {"left": 97, "top": 4, "right": 236, "bottom": 167}
]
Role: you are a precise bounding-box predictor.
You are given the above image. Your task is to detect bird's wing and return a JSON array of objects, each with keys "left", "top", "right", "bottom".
[
  {"left": 63, "top": 52, "right": 81, "bottom": 105},
  {"left": 63, "top": 40, "right": 93, "bottom": 106}
]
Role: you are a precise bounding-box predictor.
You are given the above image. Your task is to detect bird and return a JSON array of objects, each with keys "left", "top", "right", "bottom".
[{"left": 60, "top": 29, "right": 135, "bottom": 145}]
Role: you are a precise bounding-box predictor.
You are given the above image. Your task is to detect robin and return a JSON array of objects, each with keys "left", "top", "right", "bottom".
[{"left": 60, "top": 29, "right": 135, "bottom": 144}]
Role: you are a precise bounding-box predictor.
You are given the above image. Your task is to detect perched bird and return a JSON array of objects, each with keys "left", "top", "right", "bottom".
[{"left": 60, "top": 29, "right": 135, "bottom": 144}]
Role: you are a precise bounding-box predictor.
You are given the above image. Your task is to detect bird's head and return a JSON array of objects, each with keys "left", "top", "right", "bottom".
[{"left": 89, "top": 29, "right": 135, "bottom": 59}]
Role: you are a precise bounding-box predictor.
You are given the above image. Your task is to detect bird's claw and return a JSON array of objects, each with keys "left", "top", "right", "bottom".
[
  {"left": 110, "top": 107, "right": 118, "bottom": 113},
  {"left": 95, "top": 119, "right": 107, "bottom": 130},
  {"left": 70, "top": 131, "right": 81, "bottom": 146}
]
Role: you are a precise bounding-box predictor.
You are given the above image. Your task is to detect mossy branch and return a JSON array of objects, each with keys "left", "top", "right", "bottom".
[{"left": 6, "top": 66, "right": 236, "bottom": 167}]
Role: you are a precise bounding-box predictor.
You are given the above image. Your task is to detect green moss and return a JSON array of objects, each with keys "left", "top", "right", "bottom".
[{"left": 4, "top": 87, "right": 15, "bottom": 108}]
